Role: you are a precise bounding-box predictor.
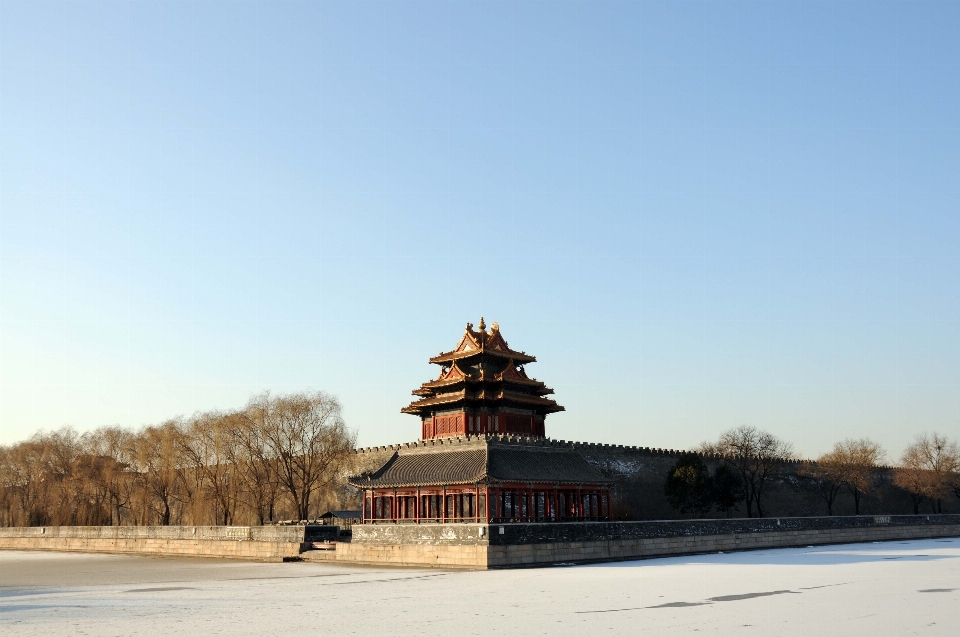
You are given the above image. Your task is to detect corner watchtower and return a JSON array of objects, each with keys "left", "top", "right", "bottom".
[{"left": 402, "top": 318, "right": 564, "bottom": 439}]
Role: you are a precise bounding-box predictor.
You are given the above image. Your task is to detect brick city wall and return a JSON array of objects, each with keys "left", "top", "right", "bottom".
[{"left": 354, "top": 437, "right": 959, "bottom": 519}]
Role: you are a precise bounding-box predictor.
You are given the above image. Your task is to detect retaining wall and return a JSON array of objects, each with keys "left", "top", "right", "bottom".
[
  {"left": 4, "top": 516, "right": 958, "bottom": 568},
  {"left": 485, "top": 518, "right": 960, "bottom": 568},
  {"left": 0, "top": 525, "right": 336, "bottom": 562},
  {"left": 308, "top": 514, "right": 960, "bottom": 569}
]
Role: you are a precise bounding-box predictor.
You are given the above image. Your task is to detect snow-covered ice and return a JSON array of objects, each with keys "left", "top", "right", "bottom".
[{"left": 2, "top": 538, "right": 959, "bottom": 636}]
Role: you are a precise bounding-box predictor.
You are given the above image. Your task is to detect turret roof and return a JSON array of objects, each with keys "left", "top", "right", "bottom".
[
  {"left": 429, "top": 319, "right": 536, "bottom": 364},
  {"left": 412, "top": 360, "right": 555, "bottom": 396},
  {"left": 403, "top": 319, "right": 565, "bottom": 417},
  {"left": 401, "top": 388, "right": 564, "bottom": 414}
]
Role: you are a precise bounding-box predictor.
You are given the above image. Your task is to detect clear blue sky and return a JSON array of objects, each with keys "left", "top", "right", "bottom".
[{"left": 2, "top": 1, "right": 958, "bottom": 459}]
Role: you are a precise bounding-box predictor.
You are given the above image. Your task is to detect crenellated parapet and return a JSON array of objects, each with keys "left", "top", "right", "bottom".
[{"left": 354, "top": 435, "right": 811, "bottom": 466}]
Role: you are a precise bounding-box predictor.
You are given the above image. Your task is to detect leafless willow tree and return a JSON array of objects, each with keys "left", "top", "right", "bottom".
[
  {"left": 701, "top": 425, "right": 794, "bottom": 518},
  {"left": 82, "top": 427, "right": 135, "bottom": 525},
  {"left": 134, "top": 422, "right": 183, "bottom": 525},
  {"left": 179, "top": 413, "right": 241, "bottom": 525},
  {"left": 253, "top": 391, "right": 357, "bottom": 521},
  {"left": 233, "top": 405, "right": 280, "bottom": 524}
]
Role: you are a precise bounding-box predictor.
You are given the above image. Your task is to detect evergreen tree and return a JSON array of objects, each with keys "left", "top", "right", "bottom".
[
  {"left": 712, "top": 465, "right": 744, "bottom": 518},
  {"left": 664, "top": 453, "right": 714, "bottom": 516}
]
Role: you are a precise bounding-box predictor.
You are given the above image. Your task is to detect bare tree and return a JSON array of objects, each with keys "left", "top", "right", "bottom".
[
  {"left": 179, "top": 412, "right": 241, "bottom": 525},
  {"left": 702, "top": 426, "right": 794, "bottom": 518},
  {"left": 800, "top": 455, "right": 846, "bottom": 516},
  {"left": 893, "top": 461, "right": 927, "bottom": 514},
  {"left": 258, "top": 391, "right": 356, "bottom": 521},
  {"left": 81, "top": 427, "right": 134, "bottom": 525},
  {"left": 4, "top": 438, "right": 49, "bottom": 526},
  {"left": 41, "top": 428, "right": 82, "bottom": 524},
  {"left": 835, "top": 438, "right": 884, "bottom": 515},
  {"left": 133, "top": 422, "right": 184, "bottom": 525},
  {"left": 233, "top": 404, "right": 280, "bottom": 524},
  {"left": 895, "top": 433, "right": 960, "bottom": 514}
]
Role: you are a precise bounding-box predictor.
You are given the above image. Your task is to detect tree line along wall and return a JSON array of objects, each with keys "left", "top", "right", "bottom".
[
  {"left": 0, "top": 391, "right": 358, "bottom": 528},
  {"left": 568, "top": 442, "right": 959, "bottom": 519},
  {"left": 352, "top": 437, "right": 959, "bottom": 520}
]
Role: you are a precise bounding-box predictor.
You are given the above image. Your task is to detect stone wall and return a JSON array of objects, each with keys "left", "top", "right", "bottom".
[
  {"left": 3, "top": 517, "right": 958, "bottom": 568},
  {"left": 484, "top": 521, "right": 960, "bottom": 568},
  {"left": 0, "top": 525, "right": 336, "bottom": 561},
  {"left": 485, "top": 513, "right": 960, "bottom": 544},
  {"left": 312, "top": 514, "right": 960, "bottom": 569},
  {"left": 352, "top": 523, "right": 485, "bottom": 545},
  {"left": 308, "top": 541, "right": 489, "bottom": 569}
]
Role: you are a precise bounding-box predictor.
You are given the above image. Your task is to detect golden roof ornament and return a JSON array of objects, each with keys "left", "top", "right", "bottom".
[{"left": 478, "top": 317, "right": 486, "bottom": 331}]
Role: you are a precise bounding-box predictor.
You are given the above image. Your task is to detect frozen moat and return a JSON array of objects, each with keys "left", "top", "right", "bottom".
[{"left": 2, "top": 537, "right": 959, "bottom": 636}]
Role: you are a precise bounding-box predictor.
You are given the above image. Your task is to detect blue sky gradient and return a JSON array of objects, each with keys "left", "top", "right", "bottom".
[{"left": 1, "top": 1, "right": 958, "bottom": 457}]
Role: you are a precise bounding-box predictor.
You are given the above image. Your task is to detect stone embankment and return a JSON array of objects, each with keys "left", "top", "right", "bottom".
[
  {"left": 303, "top": 514, "right": 960, "bottom": 569},
  {"left": 3, "top": 515, "right": 958, "bottom": 568},
  {"left": 0, "top": 525, "right": 337, "bottom": 562}
]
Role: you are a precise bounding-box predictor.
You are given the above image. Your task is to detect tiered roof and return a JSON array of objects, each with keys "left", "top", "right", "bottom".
[
  {"left": 349, "top": 436, "right": 614, "bottom": 489},
  {"left": 402, "top": 318, "right": 564, "bottom": 416}
]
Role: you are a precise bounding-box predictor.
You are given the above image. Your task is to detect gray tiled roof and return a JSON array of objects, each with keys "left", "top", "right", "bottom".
[
  {"left": 320, "top": 510, "right": 362, "bottom": 519},
  {"left": 348, "top": 439, "right": 613, "bottom": 489}
]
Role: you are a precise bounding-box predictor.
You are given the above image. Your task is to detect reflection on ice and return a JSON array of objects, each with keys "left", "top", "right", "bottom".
[{"left": 1, "top": 538, "right": 959, "bottom": 637}]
